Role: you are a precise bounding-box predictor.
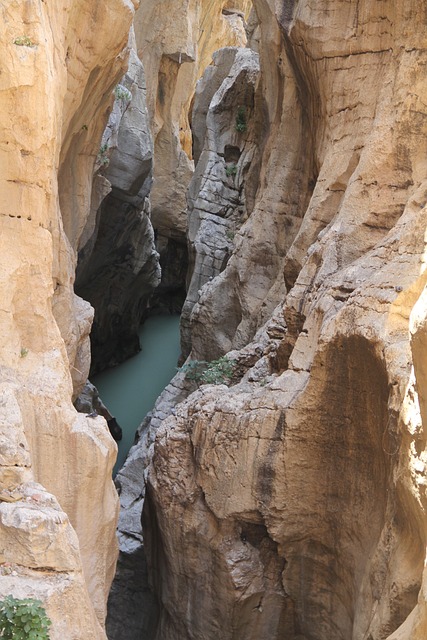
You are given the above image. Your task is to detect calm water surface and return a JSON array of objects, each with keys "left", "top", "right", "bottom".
[{"left": 92, "top": 315, "right": 181, "bottom": 474}]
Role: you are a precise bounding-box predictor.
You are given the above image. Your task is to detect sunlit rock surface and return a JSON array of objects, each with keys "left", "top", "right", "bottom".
[
  {"left": 142, "top": 1, "right": 427, "bottom": 639},
  {"left": 0, "top": 0, "right": 138, "bottom": 636},
  {"left": 2, "top": 1, "right": 427, "bottom": 639}
]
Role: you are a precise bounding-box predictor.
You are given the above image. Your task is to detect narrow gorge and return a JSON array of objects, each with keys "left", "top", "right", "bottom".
[{"left": 1, "top": 1, "right": 427, "bottom": 640}]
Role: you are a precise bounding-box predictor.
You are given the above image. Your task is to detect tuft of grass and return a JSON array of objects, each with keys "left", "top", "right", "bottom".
[
  {"left": 225, "top": 163, "right": 237, "bottom": 178},
  {"left": 179, "top": 356, "right": 236, "bottom": 386},
  {"left": 235, "top": 106, "right": 247, "bottom": 133},
  {"left": 13, "top": 36, "right": 36, "bottom": 47}
]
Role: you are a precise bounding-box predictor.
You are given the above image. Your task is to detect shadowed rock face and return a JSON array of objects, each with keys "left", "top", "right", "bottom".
[
  {"left": 76, "top": 194, "right": 160, "bottom": 373},
  {"left": 75, "top": 33, "right": 161, "bottom": 373},
  {"left": 134, "top": 0, "right": 253, "bottom": 241},
  {"left": 180, "top": 46, "right": 261, "bottom": 360}
]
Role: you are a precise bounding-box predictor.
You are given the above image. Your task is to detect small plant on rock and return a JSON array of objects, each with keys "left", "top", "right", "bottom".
[
  {"left": 235, "top": 106, "right": 247, "bottom": 133},
  {"left": 97, "top": 143, "right": 110, "bottom": 167},
  {"left": 0, "top": 596, "right": 51, "bottom": 639},
  {"left": 114, "top": 84, "right": 132, "bottom": 103},
  {"left": 225, "top": 163, "right": 237, "bottom": 178},
  {"left": 180, "top": 356, "right": 236, "bottom": 386},
  {"left": 13, "top": 36, "right": 36, "bottom": 47}
]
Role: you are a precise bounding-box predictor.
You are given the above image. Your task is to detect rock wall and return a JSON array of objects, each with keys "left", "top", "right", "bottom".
[
  {"left": 0, "top": 1, "right": 139, "bottom": 636},
  {"left": 2, "top": 1, "right": 427, "bottom": 640},
  {"left": 75, "top": 2, "right": 255, "bottom": 373},
  {"left": 134, "top": 0, "right": 252, "bottom": 235},
  {"left": 142, "top": 1, "right": 427, "bottom": 639},
  {"left": 75, "top": 30, "right": 160, "bottom": 373},
  {"left": 129, "top": 0, "right": 254, "bottom": 330},
  {"left": 181, "top": 45, "right": 260, "bottom": 358}
]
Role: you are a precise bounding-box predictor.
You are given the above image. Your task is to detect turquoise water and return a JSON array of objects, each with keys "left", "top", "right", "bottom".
[{"left": 92, "top": 315, "right": 181, "bottom": 474}]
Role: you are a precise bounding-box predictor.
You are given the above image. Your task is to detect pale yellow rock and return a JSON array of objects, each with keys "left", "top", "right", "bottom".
[
  {"left": 0, "top": 489, "right": 80, "bottom": 572},
  {"left": 0, "top": 0, "right": 138, "bottom": 636},
  {"left": 0, "top": 483, "right": 106, "bottom": 638}
]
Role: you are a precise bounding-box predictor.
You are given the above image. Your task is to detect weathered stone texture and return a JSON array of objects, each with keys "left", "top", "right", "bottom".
[
  {"left": 181, "top": 46, "right": 260, "bottom": 358},
  {"left": 143, "top": 1, "right": 427, "bottom": 639},
  {"left": 134, "top": 0, "right": 252, "bottom": 239},
  {"left": 0, "top": 0, "right": 138, "bottom": 636},
  {"left": 75, "top": 29, "right": 160, "bottom": 372}
]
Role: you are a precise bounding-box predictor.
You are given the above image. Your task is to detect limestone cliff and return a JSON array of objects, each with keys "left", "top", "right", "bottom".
[
  {"left": 131, "top": 0, "right": 253, "bottom": 329},
  {"left": 141, "top": 1, "right": 427, "bottom": 639},
  {"left": 0, "top": 1, "right": 139, "bottom": 637},
  {"left": 2, "top": 1, "right": 427, "bottom": 640},
  {"left": 74, "top": 1, "right": 255, "bottom": 372},
  {"left": 181, "top": 45, "right": 261, "bottom": 358}
]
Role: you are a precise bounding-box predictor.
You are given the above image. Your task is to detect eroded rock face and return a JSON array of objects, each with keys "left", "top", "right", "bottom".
[
  {"left": 130, "top": 1, "right": 254, "bottom": 329},
  {"left": 75, "top": 29, "right": 161, "bottom": 372},
  {"left": 142, "top": 1, "right": 427, "bottom": 639},
  {"left": 0, "top": 0, "right": 138, "bottom": 636},
  {"left": 181, "top": 46, "right": 260, "bottom": 358},
  {"left": 0, "top": 484, "right": 109, "bottom": 639},
  {"left": 76, "top": 196, "right": 160, "bottom": 372},
  {"left": 134, "top": 0, "right": 252, "bottom": 237}
]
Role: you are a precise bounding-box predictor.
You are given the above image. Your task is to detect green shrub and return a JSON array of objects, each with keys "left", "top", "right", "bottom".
[
  {"left": 13, "top": 36, "right": 36, "bottom": 47},
  {"left": 180, "top": 356, "right": 235, "bottom": 385},
  {"left": 225, "top": 163, "right": 237, "bottom": 178},
  {"left": 114, "top": 84, "right": 132, "bottom": 103},
  {"left": 97, "top": 143, "right": 109, "bottom": 167},
  {"left": 0, "top": 596, "right": 51, "bottom": 639},
  {"left": 235, "top": 106, "right": 247, "bottom": 133}
]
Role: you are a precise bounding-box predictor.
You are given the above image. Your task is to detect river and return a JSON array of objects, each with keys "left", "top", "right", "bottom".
[{"left": 92, "top": 315, "right": 181, "bottom": 474}]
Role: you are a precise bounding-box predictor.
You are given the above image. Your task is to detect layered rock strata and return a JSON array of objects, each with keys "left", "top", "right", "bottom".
[
  {"left": 0, "top": 0, "right": 139, "bottom": 636},
  {"left": 141, "top": 1, "right": 427, "bottom": 639}
]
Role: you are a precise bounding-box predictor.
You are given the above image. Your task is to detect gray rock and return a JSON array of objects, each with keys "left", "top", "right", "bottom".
[
  {"left": 181, "top": 47, "right": 260, "bottom": 358},
  {"left": 76, "top": 30, "right": 160, "bottom": 372},
  {"left": 76, "top": 198, "right": 161, "bottom": 373},
  {"left": 103, "top": 32, "right": 153, "bottom": 206}
]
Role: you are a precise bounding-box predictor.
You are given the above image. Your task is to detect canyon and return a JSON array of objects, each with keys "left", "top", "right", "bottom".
[{"left": 1, "top": 1, "right": 427, "bottom": 640}]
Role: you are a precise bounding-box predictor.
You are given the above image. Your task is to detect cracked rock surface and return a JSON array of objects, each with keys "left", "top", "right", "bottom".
[{"left": 141, "top": 1, "right": 427, "bottom": 639}]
